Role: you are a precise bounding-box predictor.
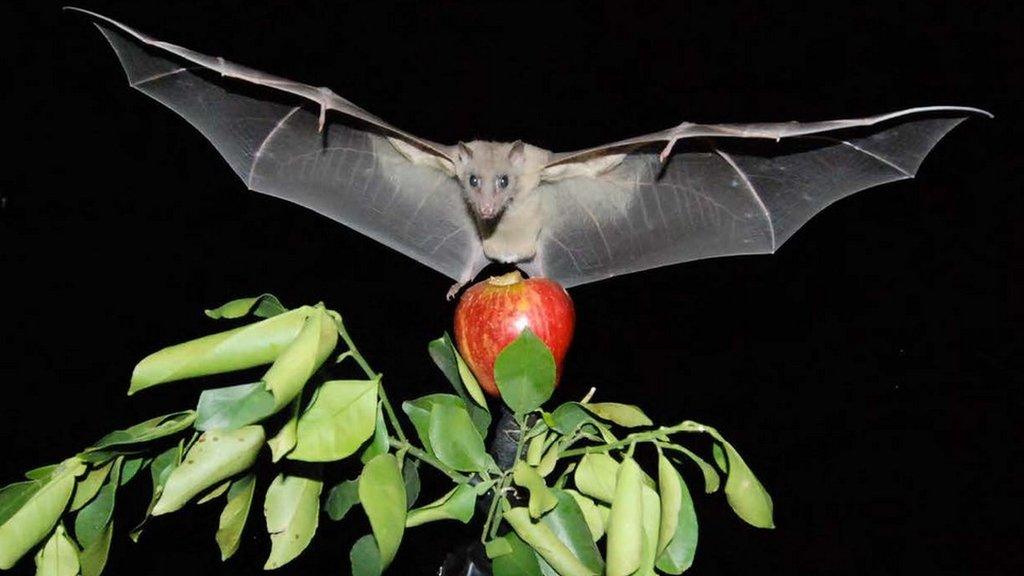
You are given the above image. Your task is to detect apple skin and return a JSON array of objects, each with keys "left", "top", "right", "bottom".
[{"left": 454, "top": 271, "right": 575, "bottom": 397}]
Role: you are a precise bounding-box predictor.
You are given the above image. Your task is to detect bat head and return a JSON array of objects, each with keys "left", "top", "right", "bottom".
[{"left": 455, "top": 140, "right": 527, "bottom": 221}]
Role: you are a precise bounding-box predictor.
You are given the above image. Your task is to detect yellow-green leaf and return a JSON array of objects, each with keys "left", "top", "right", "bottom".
[
  {"left": 69, "top": 461, "right": 114, "bottom": 512},
  {"left": 605, "top": 456, "right": 643, "bottom": 576},
  {"left": 405, "top": 484, "right": 476, "bottom": 527},
  {"left": 152, "top": 426, "right": 264, "bottom": 516},
  {"left": 264, "top": 471, "right": 322, "bottom": 570},
  {"left": 289, "top": 378, "right": 379, "bottom": 462},
  {"left": 79, "top": 519, "right": 113, "bottom": 576},
  {"left": 33, "top": 524, "right": 79, "bottom": 576},
  {"left": 513, "top": 461, "right": 558, "bottom": 519},
  {"left": 130, "top": 306, "right": 313, "bottom": 394},
  {"left": 216, "top": 472, "right": 256, "bottom": 561},
  {"left": 565, "top": 490, "right": 607, "bottom": 542},
  {"left": 573, "top": 453, "right": 620, "bottom": 503},
  {"left": 262, "top": 308, "right": 338, "bottom": 410},
  {"left": 359, "top": 454, "right": 406, "bottom": 568},
  {"left": 0, "top": 459, "right": 83, "bottom": 570},
  {"left": 204, "top": 294, "right": 286, "bottom": 320},
  {"left": 582, "top": 402, "right": 652, "bottom": 428},
  {"left": 503, "top": 507, "right": 595, "bottom": 576}
]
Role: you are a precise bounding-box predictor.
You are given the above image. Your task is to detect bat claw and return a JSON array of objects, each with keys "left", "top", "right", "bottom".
[
  {"left": 317, "top": 87, "right": 331, "bottom": 132},
  {"left": 446, "top": 280, "right": 466, "bottom": 301}
]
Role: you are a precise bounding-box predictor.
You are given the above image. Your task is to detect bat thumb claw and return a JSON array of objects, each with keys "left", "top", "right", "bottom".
[{"left": 659, "top": 138, "right": 679, "bottom": 163}]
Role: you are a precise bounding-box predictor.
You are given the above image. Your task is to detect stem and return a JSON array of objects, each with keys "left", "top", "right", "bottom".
[
  {"left": 481, "top": 416, "right": 530, "bottom": 542},
  {"left": 389, "top": 437, "right": 471, "bottom": 483},
  {"left": 334, "top": 313, "right": 409, "bottom": 443},
  {"left": 559, "top": 421, "right": 702, "bottom": 458}
]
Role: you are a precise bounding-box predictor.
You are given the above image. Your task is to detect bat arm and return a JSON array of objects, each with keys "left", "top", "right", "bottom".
[
  {"left": 546, "top": 106, "right": 992, "bottom": 167},
  {"left": 65, "top": 7, "right": 456, "bottom": 162}
]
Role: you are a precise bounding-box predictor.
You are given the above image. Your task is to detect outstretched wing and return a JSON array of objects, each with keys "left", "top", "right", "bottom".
[
  {"left": 523, "top": 109, "right": 989, "bottom": 287},
  {"left": 74, "top": 10, "right": 486, "bottom": 282}
]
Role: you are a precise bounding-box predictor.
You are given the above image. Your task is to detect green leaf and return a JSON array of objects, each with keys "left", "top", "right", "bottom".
[
  {"left": 502, "top": 507, "right": 595, "bottom": 576},
  {"left": 513, "top": 461, "right": 558, "bottom": 519},
  {"left": 267, "top": 393, "right": 302, "bottom": 462},
  {"left": 405, "top": 484, "right": 476, "bottom": 527},
  {"left": 573, "top": 453, "right": 620, "bottom": 503},
  {"left": 712, "top": 443, "right": 728, "bottom": 472},
  {"left": 129, "top": 443, "right": 181, "bottom": 542},
  {"left": 655, "top": 457, "right": 698, "bottom": 575},
  {"left": 196, "top": 383, "right": 277, "bottom": 431},
  {"left": 120, "top": 457, "right": 147, "bottom": 486},
  {"left": 565, "top": 490, "right": 608, "bottom": 542},
  {"left": 359, "top": 454, "right": 406, "bottom": 568},
  {"left": 205, "top": 294, "right": 286, "bottom": 319},
  {"left": 428, "top": 333, "right": 489, "bottom": 410},
  {"left": 493, "top": 329, "right": 556, "bottom": 415},
  {"left": 24, "top": 464, "right": 60, "bottom": 481},
  {"left": 130, "top": 306, "right": 313, "bottom": 394},
  {"left": 428, "top": 403, "right": 496, "bottom": 473},
  {"left": 74, "top": 458, "right": 121, "bottom": 548},
  {"left": 527, "top": 431, "right": 550, "bottom": 466},
  {"left": 289, "top": 378, "right": 379, "bottom": 462},
  {"left": 540, "top": 490, "right": 605, "bottom": 574},
  {"left": 605, "top": 456, "right": 643, "bottom": 576},
  {"left": 264, "top": 471, "right": 322, "bottom": 570},
  {"left": 85, "top": 411, "right": 196, "bottom": 452},
  {"left": 0, "top": 459, "right": 83, "bottom": 570},
  {"left": 216, "top": 472, "right": 255, "bottom": 561},
  {"left": 403, "top": 460, "right": 421, "bottom": 509},
  {"left": 485, "top": 537, "right": 513, "bottom": 559},
  {"left": 324, "top": 479, "right": 361, "bottom": 522},
  {"left": 0, "top": 481, "right": 42, "bottom": 526},
  {"left": 79, "top": 519, "right": 113, "bottom": 576},
  {"left": 582, "top": 402, "right": 652, "bottom": 428},
  {"left": 262, "top": 308, "right": 338, "bottom": 410},
  {"left": 401, "top": 394, "right": 466, "bottom": 454},
  {"left": 718, "top": 438, "right": 774, "bottom": 529},
  {"left": 33, "top": 524, "right": 79, "bottom": 576},
  {"left": 670, "top": 446, "right": 720, "bottom": 494},
  {"left": 360, "top": 403, "right": 389, "bottom": 464},
  {"left": 152, "top": 426, "right": 264, "bottom": 515},
  {"left": 350, "top": 534, "right": 382, "bottom": 576},
  {"left": 69, "top": 461, "right": 114, "bottom": 512},
  {"left": 491, "top": 533, "right": 542, "bottom": 576},
  {"left": 637, "top": 484, "right": 662, "bottom": 576},
  {"left": 197, "top": 480, "right": 232, "bottom": 504}
]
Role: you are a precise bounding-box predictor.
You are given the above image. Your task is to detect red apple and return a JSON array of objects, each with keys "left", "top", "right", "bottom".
[{"left": 454, "top": 271, "right": 575, "bottom": 397}]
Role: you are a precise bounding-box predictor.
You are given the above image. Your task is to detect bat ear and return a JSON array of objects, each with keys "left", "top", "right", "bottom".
[
  {"left": 508, "top": 140, "right": 526, "bottom": 168},
  {"left": 457, "top": 142, "right": 474, "bottom": 164}
]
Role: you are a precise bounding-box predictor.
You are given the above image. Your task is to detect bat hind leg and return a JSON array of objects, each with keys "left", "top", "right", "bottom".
[{"left": 446, "top": 252, "right": 491, "bottom": 300}]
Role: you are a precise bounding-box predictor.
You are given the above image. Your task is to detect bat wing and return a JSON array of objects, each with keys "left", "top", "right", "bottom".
[
  {"left": 74, "top": 10, "right": 486, "bottom": 283},
  {"left": 523, "top": 109, "right": 989, "bottom": 287}
]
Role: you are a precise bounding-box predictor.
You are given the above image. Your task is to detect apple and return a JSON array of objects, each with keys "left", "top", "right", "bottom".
[{"left": 454, "top": 271, "right": 575, "bottom": 397}]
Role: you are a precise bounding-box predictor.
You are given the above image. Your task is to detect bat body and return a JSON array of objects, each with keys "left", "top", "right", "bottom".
[{"left": 70, "top": 9, "right": 989, "bottom": 296}]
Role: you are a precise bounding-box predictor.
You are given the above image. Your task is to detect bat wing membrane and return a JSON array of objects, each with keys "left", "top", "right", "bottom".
[
  {"left": 524, "top": 113, "right": 980, "bottom": 287},
  {"left": 83, "top": 13, "right": 482, "bottom": 282}
]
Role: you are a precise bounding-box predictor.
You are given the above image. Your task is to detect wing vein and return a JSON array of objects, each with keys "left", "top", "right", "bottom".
[
  {"left": 712, "top": 147, "right": 776, "bottom": 251},
  {"left": 803, "top": 136, "right": 913, "bottom": 177},
  {"left": 131, "top": 66, "right": 190, "bottom": 87},
  {"left": 247, "top": 106, "right": 302, "bottom": 189}
]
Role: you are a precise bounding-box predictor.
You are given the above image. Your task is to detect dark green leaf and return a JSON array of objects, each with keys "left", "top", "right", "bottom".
[
  {"left": 491, "top": 533, "right": 542, "bottom": 576},
  {"left": 540, "top": 490, "right": 605, "bottom": 574},
  {"left": 401, "top": 394, "right": 464, "bottom": 454},
  {"left": 359, "top": 454, "right": 406, "bottom": 567},
  {"left": 712, "top": 443, "right": 728, "bottom": 472},
  {"left": 75, "top": 458, "right": 121, "bottom": 548},
  {"left": 494, "top": 329, "right": 556, "bottom": 415},
  {"left": 428, "top": 333, "right": 489, "bottom": 410},
  {"left": 195, "top": 382, "right": 276, "bottom": 431},
  {"left": 129, "top": 443, "right": 181, "bottom": 542},
  {"left": 205, "top": 294, "right": 286, "bottom": 319},
  {"left": 79, "top": 518, "right": 113, "bottom": 576},
  {"left": 70, "top": 462, "right": 114, "bottom": 512},
  {"left": 324, "top": 479, "right": 361, "bottom": 522},
  {"left": 350, "top": 534, "right": 382, "bottom": 576},
  {"left": 403, "top": 460, "right": 421, "bottom": 509},
  {"left": 120, "top": 457, "right": 147, "bottom": 486}
]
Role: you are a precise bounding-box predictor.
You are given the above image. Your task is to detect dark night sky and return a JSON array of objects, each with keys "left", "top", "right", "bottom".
[{"left": 3, "top": 1, "right": 1021, "bottom": 575}]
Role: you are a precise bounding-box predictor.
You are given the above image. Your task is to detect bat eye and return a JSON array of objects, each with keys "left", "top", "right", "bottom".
[
  {"left": 468, "top": 174, "right": 480, "bottom": 188},
  {"left": 497, "top": 174, "right": 509, "bottom": 189}
]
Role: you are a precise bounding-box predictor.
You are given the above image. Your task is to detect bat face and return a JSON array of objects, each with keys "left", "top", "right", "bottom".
[{"left": 455, "top": 140, "right": 527, "bottom": 221}]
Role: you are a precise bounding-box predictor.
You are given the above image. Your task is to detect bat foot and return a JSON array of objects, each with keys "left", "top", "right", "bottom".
[{"left": 446, "top": 280, "right": 466, "bottom": 301}]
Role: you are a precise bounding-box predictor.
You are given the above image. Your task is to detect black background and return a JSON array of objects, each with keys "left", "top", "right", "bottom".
[{"left": 3, "top": 1, "right": 1021, "bottom": 574}]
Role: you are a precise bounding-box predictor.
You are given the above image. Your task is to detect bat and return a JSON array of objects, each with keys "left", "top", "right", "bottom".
[{"left": 69, "top": 9, "right": 989, "bottom": 298}]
